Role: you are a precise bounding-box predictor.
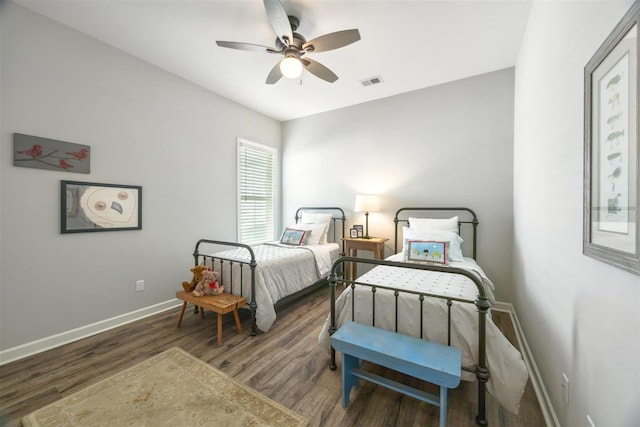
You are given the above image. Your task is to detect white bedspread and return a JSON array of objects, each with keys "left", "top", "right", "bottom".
[
  {"left": 207, "top": 242, "right": 338, "bottom": 332},
  {"left": 318, "top": 258, "right": 528, "bottom": 415}
]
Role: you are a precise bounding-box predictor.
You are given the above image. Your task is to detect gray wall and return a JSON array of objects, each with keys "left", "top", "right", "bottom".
[
  {"left": 0, "top": 2, "right": 280, "bottom": 350},
  {"left": 5, "top": 1, "right": 638, "bottom": 423},
  {"left": 514, "top": 1, "right": 639, "bottom": 425},
  {"left": 0, "top": 1, "right": 5, "bottom": 346},
  {"left": 282, "top": 68, "right": 515, "bottom": 302}
]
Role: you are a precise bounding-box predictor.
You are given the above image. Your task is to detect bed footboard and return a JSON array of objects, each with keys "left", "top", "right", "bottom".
[
  {"left": 327, "top": 256, "right": 490, "bottom": 426},
  {"left": 193, "top": 239, "right": 258, "bottom": 336}
]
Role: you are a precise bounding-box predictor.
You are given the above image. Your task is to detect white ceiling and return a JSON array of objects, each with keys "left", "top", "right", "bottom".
[{"left": 15, "top": 0, "right": 533, "bottom": 121}]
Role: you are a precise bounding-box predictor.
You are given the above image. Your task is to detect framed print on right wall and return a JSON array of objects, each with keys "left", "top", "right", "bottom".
[{"left": 584, "top": 1, "right": 640, "bottom": 275}]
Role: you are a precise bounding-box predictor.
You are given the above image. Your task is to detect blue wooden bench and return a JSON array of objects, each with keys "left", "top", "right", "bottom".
[{"left": 330, "top": 321, "right": 462, "bottom": 427}]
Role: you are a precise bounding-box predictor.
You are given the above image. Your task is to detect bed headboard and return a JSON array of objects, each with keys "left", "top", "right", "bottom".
[
  {"left": 295, "top": 207, "right": 347, "bottom": 255},
  {"left": 394, "top": 207, "right": 479, "bottom": 259}
]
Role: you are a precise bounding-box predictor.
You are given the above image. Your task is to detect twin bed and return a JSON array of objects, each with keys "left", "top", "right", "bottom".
[
  {"left": 319, "top": 207, "right": 529, "bottom": 424},
  {"left": 186, "top": 206, "right": 528, "bottom": 425},
  {"left": 190, "top": 207, "right": 346, "bottom": 334}
]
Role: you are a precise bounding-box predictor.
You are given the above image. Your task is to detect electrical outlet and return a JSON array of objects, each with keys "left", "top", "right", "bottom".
[
  {"left": 587, "top": 414, "right": 595, "bottom": 427},
  {"left": 136, "top": 280, "right": 144, "bottom": 292},
  {"left": 561, "top": 373, "right": 569, "bottom": 404}
]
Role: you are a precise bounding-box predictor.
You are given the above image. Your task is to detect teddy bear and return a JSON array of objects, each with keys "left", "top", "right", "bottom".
[
  {"left": 192, "top": 269, "right": 224, "bottom": 297},
  {"left": 182, "top": 264, "right": 209, "bottom": 293}
]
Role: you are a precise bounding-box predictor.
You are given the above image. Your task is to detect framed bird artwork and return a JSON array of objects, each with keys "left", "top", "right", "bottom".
[{"left": 13, "top": 133, "right": 90, "bottom": 173}]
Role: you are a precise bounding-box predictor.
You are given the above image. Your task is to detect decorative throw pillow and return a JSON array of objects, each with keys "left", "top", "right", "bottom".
[
  {"left": 402, "top": 227, "right": 464, "bottom": 262},
  {"left": 279, "top": 228, "right": 307, "bottom": 246},
  {"left": 406, "top": 240, "right": 447, "bottom": 265},
  {"left": 286, "top": 223, "right": 326, "bottom": 246}
]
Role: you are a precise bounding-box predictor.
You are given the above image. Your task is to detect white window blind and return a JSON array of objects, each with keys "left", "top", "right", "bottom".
[{"left": 237, "top": 138, "right": 277, "bottom": 246}]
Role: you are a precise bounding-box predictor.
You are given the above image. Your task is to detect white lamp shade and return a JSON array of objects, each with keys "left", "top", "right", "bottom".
[
  {"left": 354, "top": 194, "right": 380, "bottom": 213},
  {"left": 280, "top": 57, "right": 303, "bottom": 79}
]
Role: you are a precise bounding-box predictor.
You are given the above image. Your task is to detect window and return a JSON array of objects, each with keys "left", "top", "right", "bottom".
[{"left": 237, "top": 138, "right": 277, "bottom": 245}]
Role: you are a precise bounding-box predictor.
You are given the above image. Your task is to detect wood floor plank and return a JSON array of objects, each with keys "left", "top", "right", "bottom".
[{"left": 0, "top": 287, "right": 545, "bottom": 427}]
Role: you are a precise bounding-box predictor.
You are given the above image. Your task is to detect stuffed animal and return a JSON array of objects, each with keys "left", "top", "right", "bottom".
[
  {"left": 193, "top": 269, "right": 224, "bottom": 297},
  {"left": 182, "top": 264, "right": 209, "bottom": 293}
]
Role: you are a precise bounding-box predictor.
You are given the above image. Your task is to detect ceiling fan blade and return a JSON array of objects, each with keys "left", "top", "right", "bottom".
[
  {"left": 263, "top": 0, "right": 293, "bottom": 46},
  {"left": 301, "top": 58, "right": 338, "bottom": 83},
  {"left": 216, "top": 40, "right": 279, "bottom": 53},
  {"left": 266, "top": 60, "right": 283, "bottom": 84},
  {"left": 302, "top": 29, "right": 361, "bottom": 53}
]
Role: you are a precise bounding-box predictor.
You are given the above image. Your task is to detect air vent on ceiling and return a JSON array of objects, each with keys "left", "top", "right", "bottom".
[{"left": 360, "top": 76, "right": 383, "bottom": 87}]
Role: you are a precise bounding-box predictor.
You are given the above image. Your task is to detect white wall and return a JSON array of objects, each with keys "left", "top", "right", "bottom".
[
  {"left": 514, "top": 1, "right": 639, "bottom": 425},
  {"left": 0, "top": 2, "right": 280, "bottom": 351},
  {"left": 282, "top": 68, "right": 515, "bottom": 302}
]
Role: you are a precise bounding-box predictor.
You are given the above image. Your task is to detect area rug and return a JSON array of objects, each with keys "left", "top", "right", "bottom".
[{"left": 22, "top": 347, "right": 308, "bottom": 427}]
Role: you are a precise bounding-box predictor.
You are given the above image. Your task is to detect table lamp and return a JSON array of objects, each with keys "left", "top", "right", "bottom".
[{"left": 354, "top": 194, "right": 380, "bottom": 239}]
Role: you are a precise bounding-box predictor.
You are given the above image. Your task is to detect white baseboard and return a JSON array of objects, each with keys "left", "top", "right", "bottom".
[
  {"left": 0, "top": 299, "right": 182, "bottom": 366},
  {"left": 492, "top": 301, "right": 559, "bottom": 427}
]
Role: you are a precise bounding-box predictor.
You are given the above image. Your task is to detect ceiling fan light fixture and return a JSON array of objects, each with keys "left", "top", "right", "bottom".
[
  {"left": 216, "top": 0, "right": 360, "bottom": 84},
  {"left": 280, "top": 56, "right": 303, "bottom": 79}
]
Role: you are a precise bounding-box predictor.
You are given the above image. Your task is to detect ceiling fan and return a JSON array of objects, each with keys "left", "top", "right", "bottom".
[{"left": 216, "top": 0, "right": 361, "bottom": 84}]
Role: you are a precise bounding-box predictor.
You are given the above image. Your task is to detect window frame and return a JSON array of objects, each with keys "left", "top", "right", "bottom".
[{"left": 236, "top": 138, "right": 278, "bottom": 245}]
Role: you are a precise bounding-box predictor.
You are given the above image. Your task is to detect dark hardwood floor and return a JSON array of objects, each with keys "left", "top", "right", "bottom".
[{"left": 0, "top": 287, "right": 545, "bottom": 426}]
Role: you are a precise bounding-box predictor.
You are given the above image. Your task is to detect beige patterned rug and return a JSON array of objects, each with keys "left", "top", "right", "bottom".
[{"left": 22, "top": 347, "right": 308, "bottom": 427}]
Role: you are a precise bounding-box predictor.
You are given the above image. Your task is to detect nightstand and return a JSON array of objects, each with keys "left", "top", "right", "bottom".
[{"left": 342, "top": 237, "right": 389, "bottom": 281}]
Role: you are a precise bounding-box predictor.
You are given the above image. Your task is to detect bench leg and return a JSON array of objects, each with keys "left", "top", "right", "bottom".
[
  {"left": 217, "top": 313, "right": 223, "bottom": 345},
  {"left": 439, "top": 387, "right": 448, "bottom": 427},
  {"left": 233, "top": 308, "right": 242, "bottom": 335},
  {"left": 176, "top": 302, "right": 188, "bottom": 328},
  {"left": 341, "top": 353, "right": 360, "bottom": 408}
]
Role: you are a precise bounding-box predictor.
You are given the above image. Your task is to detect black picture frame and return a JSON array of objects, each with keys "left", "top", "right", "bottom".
[
  {"left": 61, "top": 180, "right": 142, "bottom": 233},
  {"left": 584, "top": 2, "right": 640, "bottom": 275},
  {"left": 350, "top": 228, "right": 358, "bottom": 238},
  {"left": 353, "top": 224, "right": 364, "bottom": 238}
]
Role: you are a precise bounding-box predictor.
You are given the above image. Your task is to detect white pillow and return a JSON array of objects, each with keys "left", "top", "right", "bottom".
[
  {"left": 286, "top": 223, "right": 327, "bottom": 246},
  {"left": 408, "top": 216, "right": 458, "bottom": 233},
  {"left": 402, "top": 226, "right": 464, "bottom": 262},
  {"left": 300, "top": 212, "right": 333, "bottom": 244}
]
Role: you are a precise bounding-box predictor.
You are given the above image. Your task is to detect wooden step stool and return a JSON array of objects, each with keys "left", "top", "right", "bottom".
[{"left": 176, "top": 290, "right": 246, "bottom": 345}]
